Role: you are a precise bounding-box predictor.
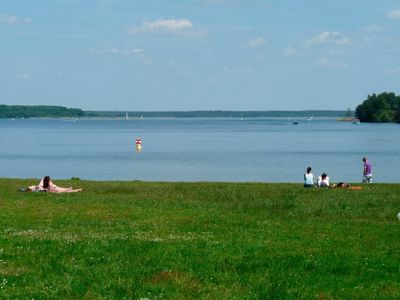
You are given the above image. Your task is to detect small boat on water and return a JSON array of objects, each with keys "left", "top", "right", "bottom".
[
  {"left": 125, "top": 112, "right": 129, "bottom": 121},
  {"left": 292, "top": 121, "right": 299, "bottom": 125},
  {"left": 352, "top": 118, "right": 360, "bottom": 124},
  {"left": 307, "top": 117, "right": 313, "bottom": 121}
]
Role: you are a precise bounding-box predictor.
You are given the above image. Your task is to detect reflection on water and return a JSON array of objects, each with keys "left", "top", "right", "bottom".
[{"left": 0, "top": 118, "right": 399, "bottom": 182}]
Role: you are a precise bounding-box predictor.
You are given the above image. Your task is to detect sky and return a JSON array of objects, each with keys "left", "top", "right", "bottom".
[{"left": 1, "top": 0, "right": 400, "bottom": 111}]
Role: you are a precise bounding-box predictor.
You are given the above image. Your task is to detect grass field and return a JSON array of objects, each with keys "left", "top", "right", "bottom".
[{"left": 0, "top": 179, "right": 399, "bottom": 299}]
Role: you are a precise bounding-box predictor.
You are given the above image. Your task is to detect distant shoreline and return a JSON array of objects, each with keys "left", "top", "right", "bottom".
[
  {"left": 85, "top": 110, "right": 348, "bottom": 118},
  {"left": 3, "top": 116, "right": 345, "bottom": 121},
  {"left": 0, "top": 104, "right": 349, "bottom": 119}
]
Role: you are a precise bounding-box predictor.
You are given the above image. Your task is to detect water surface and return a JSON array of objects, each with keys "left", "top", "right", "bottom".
[{"left": 0, "top": 118, "right": 398, "bottom": 182}]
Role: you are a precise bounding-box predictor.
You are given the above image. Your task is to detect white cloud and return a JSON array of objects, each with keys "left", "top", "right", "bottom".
[
  {"left": 14, "top": 73, "right": 32, "bottom": 80},
  {"left": 89, "top": 48, "right": 151, "bottom": 64},
  {"left": 307, "top": 31, "right": 337, "bottom": 45},
  {"left": 283, "top": 46, "right": 297, "bottom": 57},
  {"left": 386, "top": 9, "right": 400, "bottom": 20},
  {"left": 144, "top": 18, "right": 193, "bottom": 31},
  {"left": 201, "top": 0, "right": 241, "bottom": 4},
  {"left": 336, "top": 37, "right": 351, "bottom": 45},
  {"left": 128, "top": 18, "right": 207, "bottom": 36},
  {"left": 131, "top": 18, "right": 192, "bottom": 33},
  {"left": 315, "top": 57, "right": 347, "bottom": 70},
  {"left": 0, "top": 14, "right": 31, "bottom": 24},
  {"left": 306, "top": 31, "right": 351, "bottom": 47},
  {"left": 245, "top": 37, "right": 266, "bottom": 48},
  {"left": 89, "top": 48, "right": 144, "bottom": 56}
]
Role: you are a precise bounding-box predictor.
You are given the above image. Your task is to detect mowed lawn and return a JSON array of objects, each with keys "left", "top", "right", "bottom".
[{"left": 0, "top": 179, "right": 399, "bottom": 299}]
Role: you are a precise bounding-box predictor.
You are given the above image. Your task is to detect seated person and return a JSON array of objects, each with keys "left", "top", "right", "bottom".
[
  {"left": 27, "top": 176, "right": 82, "bottom": 193},
  {"left": 317, "top": 173, "right": 330, "bottom": 187},
  {"left": 304, "top": 167, "right": 314, "bottom": 188}
]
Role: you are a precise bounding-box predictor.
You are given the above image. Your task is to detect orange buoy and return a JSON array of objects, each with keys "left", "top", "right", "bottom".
[{"left": 135, "top": 138, "right": 142, "bottom": 152}]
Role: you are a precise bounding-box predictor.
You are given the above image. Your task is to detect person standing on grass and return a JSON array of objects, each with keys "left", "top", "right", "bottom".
[
  {"left": 304, "top": 166, "right": 314, "bottom": 188},
  {"left": 362, "top": 157, "right": 373, "bottom": 183}
]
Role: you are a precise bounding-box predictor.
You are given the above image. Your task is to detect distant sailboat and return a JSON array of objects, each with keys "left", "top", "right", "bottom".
[{"left": 125, "top": 112, "right": 129, "bottom": 121}]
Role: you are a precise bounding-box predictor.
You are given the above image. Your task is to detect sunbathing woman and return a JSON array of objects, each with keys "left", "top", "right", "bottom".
[{"left": 28, "top": 176, "right": 82, "bottom": 193}]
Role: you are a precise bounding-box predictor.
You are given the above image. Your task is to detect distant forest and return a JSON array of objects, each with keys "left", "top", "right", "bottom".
[
  {"left": 0, "top": 105, "right": 84, "bottom": 118},
  {"left": 0, "top": 104, "right": 348, "bottom": 119},
  {"left": 86, "top": 110, "right": 348, "bottom": 118}
]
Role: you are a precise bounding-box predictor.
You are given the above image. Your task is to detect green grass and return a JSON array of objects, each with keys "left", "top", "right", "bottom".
[{"left": 0, "top": 179, "right": 399, "bottom": 299}]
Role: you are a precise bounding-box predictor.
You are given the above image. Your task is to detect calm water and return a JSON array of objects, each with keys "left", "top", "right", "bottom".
[{"left": 0, "top": 118, "right": 399, "bottom": 183}]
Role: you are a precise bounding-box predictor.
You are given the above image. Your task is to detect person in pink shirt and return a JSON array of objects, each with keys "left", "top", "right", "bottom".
[{"left": 362, "top": 157, "right": 373, "bottom": 183}]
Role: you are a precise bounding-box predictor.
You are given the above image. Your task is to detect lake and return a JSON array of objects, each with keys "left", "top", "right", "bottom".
[{"left": 0, "top": 118, "right": 399, "bottom": 183}]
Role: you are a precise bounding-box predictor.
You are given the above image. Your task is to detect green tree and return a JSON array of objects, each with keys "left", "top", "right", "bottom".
[
  {"left": 0, "top": 105, "right": 85, "bottom": 118},
  {"left": 355, "top": 92, "right": 400, "bottom": 123}
]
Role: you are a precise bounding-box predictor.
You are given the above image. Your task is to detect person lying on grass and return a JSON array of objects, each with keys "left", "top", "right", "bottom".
[
  {"left": 330, "top": 182, "right": 362, "bottom": 190},
  {"left": 27, "top": 176, "right": 82, "bottom": 193}
]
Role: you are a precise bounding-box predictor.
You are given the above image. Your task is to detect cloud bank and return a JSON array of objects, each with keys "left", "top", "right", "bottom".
[
  {"left": 0, "top": 14, "right": 31, "bottom": 24},
  {"left": 89, "top": 48, "right": 144, "bottom": 56},
  {"left": 386, "top": 9, "right": 400, "bottom": 19},
  {"left": 128, "top": 18, "right": 207, "bottom": 36},
  {"left": 245, "top": 37, "right": 266, "bottom": 48},
  {"left": 306, "top": 31, "right": 351, "bottom": 47}
]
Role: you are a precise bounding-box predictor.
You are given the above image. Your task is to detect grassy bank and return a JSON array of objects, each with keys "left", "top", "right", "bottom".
[{"left": 0, "top": 179, "right": 399, "bottom": 299}]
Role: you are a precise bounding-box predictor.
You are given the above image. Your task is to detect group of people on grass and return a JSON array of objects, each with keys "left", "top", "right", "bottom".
[
  {"left": 25, "top": 157, "right": 373, "bottom": 193},
  {"left": 304, "top": 156, "right": 373, "bottom": 188}
]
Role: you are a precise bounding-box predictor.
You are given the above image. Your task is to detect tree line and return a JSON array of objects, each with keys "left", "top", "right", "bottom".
[
  {"left": 0, "top": 105, "right": 84, "bottom": 118},
  {"left": 355, "top": 92, "right": 400, "bottom": 123},
  {"left": 0, "top": 105, "right": 351, "bottom": 119},
  {"left": 87, "top": 110, "right": 348, "bottom": 118}
]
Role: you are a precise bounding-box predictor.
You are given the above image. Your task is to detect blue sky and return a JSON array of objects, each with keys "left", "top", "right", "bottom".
[{"left": 1, "top": 0, "right": 400, "bottom": 111}]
